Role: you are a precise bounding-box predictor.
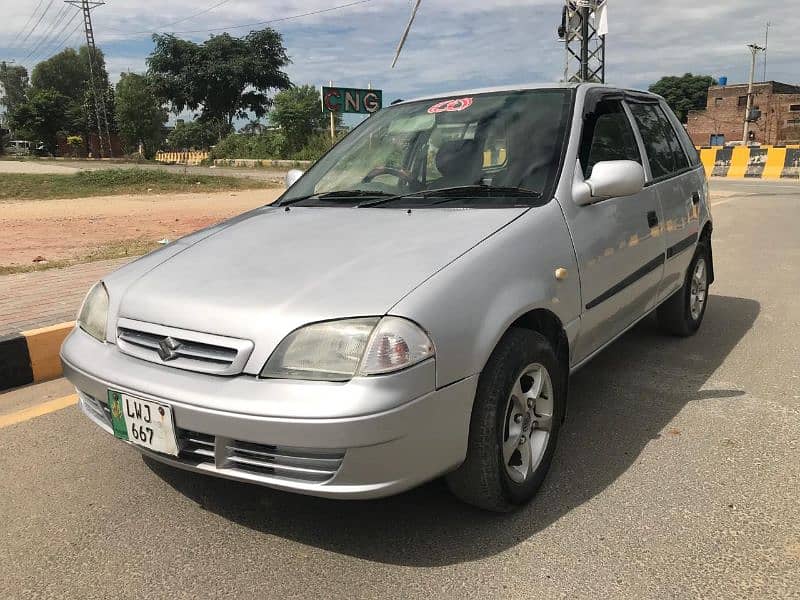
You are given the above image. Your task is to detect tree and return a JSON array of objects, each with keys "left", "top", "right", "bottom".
[
  {"left": 8, "top": 88, "right": 69, "bottom": 152},
  {"left": 649, "top": 73, "right": 717, "bottom": 123},
  {"left": 165, "top": 119, "right": 222, "bottom": 150},
  {"left": 66, "top": 135, "right": 83, "bottom": 158},
  {"left": 31, "top": 46, "right": 113, "bottom": 135},
  {"left": 271, "top": 85, "right": 340, "bottom": 153},
  {"left": 0, "top": 62, "right": 29, "bottom": 114},
  {"left": 147, "top": 28, "right": 291, "bottom": 140},
  {"left": 115, "top": 73, "right": 167, "bottom": 158}
]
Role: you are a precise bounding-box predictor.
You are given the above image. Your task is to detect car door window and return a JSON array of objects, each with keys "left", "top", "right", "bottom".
[
  {"left": 629, "top": 103, "right": 690, "bottom": 179},
  {"left": 578, "top": 99, "right": 641, "bottom": 178}
]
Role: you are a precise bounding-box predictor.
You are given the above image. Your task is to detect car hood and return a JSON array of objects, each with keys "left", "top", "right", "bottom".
[{"left": 117, "top": 205, "right": 526, "bottom": 373}]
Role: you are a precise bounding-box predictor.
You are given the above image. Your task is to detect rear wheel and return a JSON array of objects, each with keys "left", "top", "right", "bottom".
[
  {"left": 657, "top": 241, "right": 710, "bottom": 336},
  {"left": 446, "top": 329, "right": 565, "bottom": 512}
]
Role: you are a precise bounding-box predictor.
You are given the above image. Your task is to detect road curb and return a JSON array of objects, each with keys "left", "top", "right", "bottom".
[{"left": 0, "top": 322, "right": 74, "bottom": 392}]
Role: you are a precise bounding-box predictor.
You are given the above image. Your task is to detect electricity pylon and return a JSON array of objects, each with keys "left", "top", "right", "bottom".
[
  {"left": 65, "top": 0, "right": 112, "bottom": 157},
  {"left": 559, "top": 0, "right": 606, "bottom": 83}
]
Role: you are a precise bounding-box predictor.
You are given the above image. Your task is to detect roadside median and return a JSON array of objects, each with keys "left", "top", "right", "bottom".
[{"left": 0, "top": 322, "right": 74, "bottom": 392}]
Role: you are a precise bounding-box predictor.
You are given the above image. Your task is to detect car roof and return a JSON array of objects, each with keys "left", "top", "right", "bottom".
[{"left": 396, "top": 83, "right": 660, "bottom": 106}]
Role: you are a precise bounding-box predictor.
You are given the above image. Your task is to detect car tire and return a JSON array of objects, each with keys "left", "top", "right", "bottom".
[
  {"left": 656, "top": 240, "right": 711, "bottom": 337},
  {"left": 446, "top": 328, "right": 565, "bottom": 512}
]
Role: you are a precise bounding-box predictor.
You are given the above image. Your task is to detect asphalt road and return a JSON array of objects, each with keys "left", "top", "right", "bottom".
[{"left": 1, "top": 180, "right": 798, "bottom": 599}]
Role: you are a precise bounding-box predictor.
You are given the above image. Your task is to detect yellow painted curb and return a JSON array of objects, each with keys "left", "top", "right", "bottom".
[
  {"left": 21, "top": 321, "right": 75, "bottom": 383},
  {"left": 0, "top": 394, "right": 78, "bottom": 429}
]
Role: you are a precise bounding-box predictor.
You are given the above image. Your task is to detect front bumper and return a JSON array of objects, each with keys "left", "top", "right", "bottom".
[{"left": 61, "top": 328, "right": 478, "bottom": 499}]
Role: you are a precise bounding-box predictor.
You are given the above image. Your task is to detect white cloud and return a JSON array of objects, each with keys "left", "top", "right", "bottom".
[{"left": 0, "top": 0, "right": 795, "bottom": 101}]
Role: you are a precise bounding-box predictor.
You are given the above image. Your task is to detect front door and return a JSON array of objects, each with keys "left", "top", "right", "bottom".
[{"left": 565, "top": 97, "right": 667, "bottom": 364}]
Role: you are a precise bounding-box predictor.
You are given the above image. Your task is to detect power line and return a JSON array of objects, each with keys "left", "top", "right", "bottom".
[
  {"left": 18, "top": 0, "right": 56, "bottom": 47},
  {"left": 22, "top": 4, "right": 71, "bottom": 61},
  {"left": 27, "top": 9, "right": 80, "bottom": 64},
  {"left": 122, "top": 0, "right": 377, "bottom": 37},
  {"left": 154, "top": 0, "right": 233, "bottom": 31},
  {"left": 11, "top": 0, "right": 46, "bottom": 45}
]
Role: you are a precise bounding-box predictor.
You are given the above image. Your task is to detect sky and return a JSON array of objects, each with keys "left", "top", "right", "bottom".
[{"left": 0, "top": 0, "right": 797, "bottom": 123}]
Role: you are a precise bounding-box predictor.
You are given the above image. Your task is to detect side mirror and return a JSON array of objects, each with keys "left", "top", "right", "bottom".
[
  {"left": 573, "top": 160, "right": 645, "bottom": 205},
  {"left": 285, "top": 169, "right": 304, "bottom": 188}
]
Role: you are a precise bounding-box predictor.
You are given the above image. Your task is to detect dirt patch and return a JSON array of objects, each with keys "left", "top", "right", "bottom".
[{"left": 0, "top": 188, "right": 283, "bottom": 267}]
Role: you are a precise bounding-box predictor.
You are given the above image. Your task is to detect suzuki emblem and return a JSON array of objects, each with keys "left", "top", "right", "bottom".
[{"left": 157, "top": 337, "right": 182, "bottom": 361}]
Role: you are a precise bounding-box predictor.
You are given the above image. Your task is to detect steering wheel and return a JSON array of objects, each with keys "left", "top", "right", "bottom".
[{"left": 362, "top": 166, "right": 423, "bottom": 191}]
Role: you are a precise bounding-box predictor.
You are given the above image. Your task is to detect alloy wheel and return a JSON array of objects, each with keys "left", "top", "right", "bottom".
[
  {"left": 502, "top": 363, "right": 554, "bottom": 483},
  {"left": 689, "top": 257, "right": 708, "bottom": 321}
]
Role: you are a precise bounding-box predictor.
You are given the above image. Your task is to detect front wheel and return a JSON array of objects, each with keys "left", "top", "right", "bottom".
[
  {"left": 446, "top": 329, "right": 565, "bottom": 512},
  {"left": 656, "top": 241, "right": 711, "bottom": 336}
]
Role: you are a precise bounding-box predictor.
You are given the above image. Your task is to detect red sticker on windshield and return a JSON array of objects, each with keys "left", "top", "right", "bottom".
[{"left": 427, "top": 97, "right": 473, "bottom": 114}]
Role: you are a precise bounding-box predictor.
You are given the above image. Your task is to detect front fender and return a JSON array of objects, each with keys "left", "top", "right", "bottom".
[{"left": 390, "top": 201, "right": 580, "bottom": 388}]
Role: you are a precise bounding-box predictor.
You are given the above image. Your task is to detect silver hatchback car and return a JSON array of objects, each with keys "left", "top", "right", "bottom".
[{"left": 62, "top": 83, "right": 712, "bottom": 511}]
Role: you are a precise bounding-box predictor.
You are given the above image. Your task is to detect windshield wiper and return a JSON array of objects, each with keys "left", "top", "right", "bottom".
[
  {"left": 356, "top": 185, "right": 542, "bottom": 208},
  {"left": 278, "top": 189, "right": 394, "bottom": 207}
]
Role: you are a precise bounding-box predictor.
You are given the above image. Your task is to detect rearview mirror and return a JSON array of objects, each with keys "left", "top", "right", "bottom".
[
  {"left": 285, "top": 169, "right": 304, "bottom": 188},
  {"left": 573, "top": 160, "right": 644, "bottom": 205}
]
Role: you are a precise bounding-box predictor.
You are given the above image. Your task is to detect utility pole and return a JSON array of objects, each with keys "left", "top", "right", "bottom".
[
  {"left": 559, "top": 1, "right": 606, "bottom": 83},
  {"left": 328, "top": 80, "right": 335, "bottom": 143},
  {"left": 65, "top": 0, "right": 112, "bottom": 158},
  {"left": 762, "top": 22, "right": 770, "bottom": 82},
  {"left": 742, "top": 43, "right": 765, "bottom": 145}
]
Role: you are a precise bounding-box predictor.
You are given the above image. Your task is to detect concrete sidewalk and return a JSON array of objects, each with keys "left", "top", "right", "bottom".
[{"left": 0, "top": 258, "right": 132, "bottom": 336}]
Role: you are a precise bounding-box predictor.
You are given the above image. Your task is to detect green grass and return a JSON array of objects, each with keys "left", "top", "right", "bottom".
[
  {"left": 0, "top": 168, "right": 275, "bottom": 201},
  {"left": 0, "top": 239, "right": 162, "bottom": 276}
]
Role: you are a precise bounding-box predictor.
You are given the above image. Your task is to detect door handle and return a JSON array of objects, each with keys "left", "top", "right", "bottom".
[
  {"left": 692, "top": 191, "right": 700, "bottom": 205},
  {"left": 647, "top": 210, "right": 659, "bottom": 228}
]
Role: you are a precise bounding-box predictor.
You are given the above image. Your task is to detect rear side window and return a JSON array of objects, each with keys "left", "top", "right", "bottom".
[
  {"left": 662, "top": 103, "right": 702, "bottom": 166},
  {"left": 579, "top": 99, "right": 641, "bottom": 178},
  {"left": 629, "top": 103, "right": 690, "bottom": 179}
]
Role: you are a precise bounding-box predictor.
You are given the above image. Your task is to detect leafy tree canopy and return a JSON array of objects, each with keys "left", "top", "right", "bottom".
[
  {"left": 0, "top": 63, "right": 29, "bottom": 113},
  {"left": 148, "top": 28, "right": 291, "bottom": 140},
  {"left": 165, "top": 118, "right": 226, "bottom": 151},
  {"left": 115, "top": 73, "right": 167, "bottom": 158},
  {"left": 649, "top": 73, "right": 716, "bottom": 123},
  {"left": 31, "top": 47, "right": 108, "bottom": 104},
  {"left": 8, "top": 88, "right": 69, "bottom": 152},
  {"left": 270, "top": 85, "right": 340, "bottom": 153}
]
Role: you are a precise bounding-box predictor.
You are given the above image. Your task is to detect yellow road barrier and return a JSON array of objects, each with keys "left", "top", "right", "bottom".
[{"left": 696, "top": 145, "right": 800, "bottom": 180}]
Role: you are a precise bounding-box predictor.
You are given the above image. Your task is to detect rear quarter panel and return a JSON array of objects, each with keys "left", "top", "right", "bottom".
[{"left": 390, "top": 201, "right": 581, "bottom": 388}]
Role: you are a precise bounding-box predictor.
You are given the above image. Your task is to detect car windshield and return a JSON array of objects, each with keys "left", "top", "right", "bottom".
[{"left": 279, "top": 88, "right": 573, "bottom": 208}]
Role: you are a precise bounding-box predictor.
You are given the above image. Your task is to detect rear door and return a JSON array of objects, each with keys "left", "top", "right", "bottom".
[
  {"left": 568, "top": 96, "right": 666, "bottom": 364},
  {"left": 627, "top": 100, "right": 703, "bottom": 302}
]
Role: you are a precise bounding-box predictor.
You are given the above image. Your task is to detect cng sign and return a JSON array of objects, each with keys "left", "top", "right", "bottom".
[{"left": 322, "top": 86, "right": 382, "bottom": 115}]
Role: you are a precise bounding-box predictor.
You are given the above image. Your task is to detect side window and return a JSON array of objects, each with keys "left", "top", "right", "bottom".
[
  {"left": 578, "top": 99, "right": 641, "bottom": 178},
  {"left": 662, "top": 103, "right": 701, "bottom": 166},
  {"left": 629, "top": 103, "right": 690, "bottom": 179}
]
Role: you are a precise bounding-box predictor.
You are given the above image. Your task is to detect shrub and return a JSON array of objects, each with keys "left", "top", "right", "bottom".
[{"left": 210, "top": 130, "right": 336, "bottom": 162}]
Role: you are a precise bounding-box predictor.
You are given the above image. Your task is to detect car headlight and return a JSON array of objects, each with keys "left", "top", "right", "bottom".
[
  {"left": 260, "top": 316, "right": 435, "bottom": 381},
  {"left": 77, "top": 282, "right": 109, "bottom": 342}
]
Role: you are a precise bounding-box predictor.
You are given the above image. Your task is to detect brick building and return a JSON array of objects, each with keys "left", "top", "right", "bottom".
[{"left": 686, "top": 81, "right": 800, "bottom": 146}]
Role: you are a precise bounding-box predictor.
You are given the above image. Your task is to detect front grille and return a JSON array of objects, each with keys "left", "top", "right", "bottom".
[
  {"left": 79, "top": 391, "right": 112, "bottom": 427},
  {"left": 116, "top": 317, "right": 253, "bottom": 375},
  {"left": 224, "top": 440, "right": 345, "bottom": 483},
  {"left": 171, "top": 427, "right": 344, "bottom": 484},
  {"left": 178, "top": 429, "right": 216, "bottom": 462}
]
